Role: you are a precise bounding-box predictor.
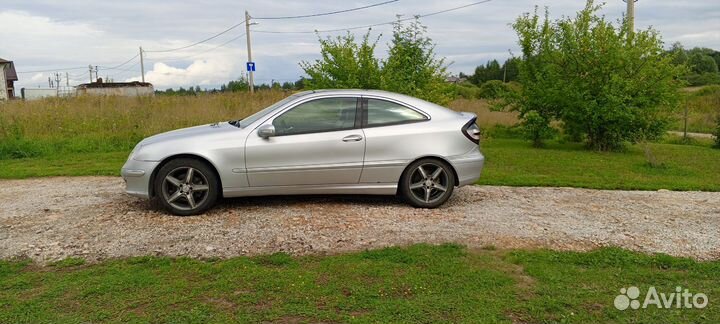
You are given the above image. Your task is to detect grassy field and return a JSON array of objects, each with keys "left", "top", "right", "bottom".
[
  {"left": 1, "top": 90, "right": 719, "bottom": 190},
  {"left": 0, "top": 88, "right": 716, "bottom": 161},
  {"left": 1, "top": 244, "right": 717, "bottom": 323},
  {"left": 2, "top": 138, "right": 719, "bottom": 191}
]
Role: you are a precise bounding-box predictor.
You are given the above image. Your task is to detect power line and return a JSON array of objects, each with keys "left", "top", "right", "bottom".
[
  {"left": 17, "top": 53, "right": 139, "bottom": 75},
  {"left": 146, "top": 33, "right": 246, "bottom": 63},
  {"left": 143, "top": 1, "right": 398, "bottom": 53},
  {"left": 100, "top": 53, "right": 140, "bottom": 70},
  {"left": 252, "top": 0, "right": 399, "bottom": 20},
  {"left": 144, "top": 20, "right": 247, "bottom": 53},
  {"left": 253, "top": 0, "right": 493, "bottom": 34},
  {"left": 17, "top": 66, "right": 87, "bottom": 74},
  {"left": 107, "top": 61, "right": 142, "bottom": 80},
  {"left": 110, "top": 60, "right": 141, "bottom": 73}
]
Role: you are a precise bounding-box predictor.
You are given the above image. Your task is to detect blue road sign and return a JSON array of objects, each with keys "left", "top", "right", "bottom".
[{"left": 246, "top": 62, "right": 256, "bottom": 72}]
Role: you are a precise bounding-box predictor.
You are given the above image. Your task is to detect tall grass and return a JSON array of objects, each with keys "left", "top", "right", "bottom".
[
  {"left": 0, "top": 91, "right": 286, "bottom": 159},
  {"left": 0, "top": 91, "right": 517, "bottom": 160},
  {"left": 448, "top": 99, "right": 518, "bottom": 128},
  {"left": 677, "top": 85, "right": 720, "bottom": 133}
]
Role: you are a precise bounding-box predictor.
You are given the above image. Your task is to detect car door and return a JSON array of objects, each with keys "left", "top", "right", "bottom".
[
  {"left": 244, "top": 96, "right": 365, "bottom": 187},
  {"left": 358, "top": 97, "right": 431, "bottom": 184}
]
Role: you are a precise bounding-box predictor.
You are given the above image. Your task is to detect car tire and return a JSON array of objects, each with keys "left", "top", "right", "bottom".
[
  {"left": 153, "top": 158, "right": 219, "bottom": 216},
  {"left": 399, "top": 158, "right": 455, "bottom": 208}
]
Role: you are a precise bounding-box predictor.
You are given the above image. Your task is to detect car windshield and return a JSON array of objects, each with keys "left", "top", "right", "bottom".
[{"left": 229, "top": 92, "right": 308, "bottom": 128}]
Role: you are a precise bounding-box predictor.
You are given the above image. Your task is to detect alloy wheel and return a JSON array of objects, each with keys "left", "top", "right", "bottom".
[
  {"left": 161, "top": 167, "right": 210, "bottom": 211},
  {"left": 408, "top": 163, "right": 449, "bottom": 204}
]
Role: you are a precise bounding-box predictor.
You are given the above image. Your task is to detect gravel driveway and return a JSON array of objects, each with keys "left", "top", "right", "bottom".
[{"left": 1, "top": 177, "right": 719, "bottom": 264}]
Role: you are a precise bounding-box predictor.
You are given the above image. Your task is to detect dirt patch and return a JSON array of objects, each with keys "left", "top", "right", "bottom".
[{"left": 1, "top": 177, "right": 719, "bottom": 264}]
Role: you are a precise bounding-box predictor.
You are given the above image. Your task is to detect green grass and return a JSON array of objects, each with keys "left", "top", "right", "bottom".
[
  {"left": 477, "top": 138, "right": 720, "bottom": 191},
  {"left": 2, "top": 138, "right": 719, "bottom": 192},
  {"left": 0, "top": 152, "right": 126, "bottom": 179},
  {"left": 1, "top": 244, "right": 717, "bottom": 323}
]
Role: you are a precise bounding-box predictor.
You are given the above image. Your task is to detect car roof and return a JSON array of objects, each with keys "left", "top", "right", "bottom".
[{"left": 292, "top": 89, "right": 459, "bottom": 118}]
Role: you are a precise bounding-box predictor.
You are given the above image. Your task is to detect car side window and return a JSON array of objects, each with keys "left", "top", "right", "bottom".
[
  {"left": 365, "top": 99, "right": 427, "bottom": 127},
  {"left": 272, "top": 97, "right": 358, "bottom": 136}
]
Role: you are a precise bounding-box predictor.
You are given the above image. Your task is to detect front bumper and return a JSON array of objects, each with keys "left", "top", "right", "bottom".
[
  {"left": 449, "top": 148, "right": 485, "bottom": 187},
  {"left": 121, "top": 159, "right": 160, "bottom": 199}
]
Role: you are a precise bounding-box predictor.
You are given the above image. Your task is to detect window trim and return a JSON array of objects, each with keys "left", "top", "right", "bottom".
[
  {"left": 360, "top": 97, "right": 430, "bottom": 129},
  {"left": 269, "top": 96, "right": 362, "bottom": 137}
]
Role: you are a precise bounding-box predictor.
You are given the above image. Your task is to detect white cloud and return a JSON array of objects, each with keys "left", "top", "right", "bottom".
[{"left": 142, "top": 57, "right": 238, "bottom": 89}]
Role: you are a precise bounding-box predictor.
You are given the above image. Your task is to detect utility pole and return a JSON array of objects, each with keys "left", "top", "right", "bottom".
[
  {"left": 139, "top": 46, "right": 146, "bottom": 83},
  {"left": 245, "top": 10, "right": 255, "bottom": 93},
  {"left": 624, "top": 0, "right": 637, "bottom": 40},
  {"left": 55, "top": 72, "right": 61, "bottom": 89},
  {"left": 89, "top": 65, "right": 94, "bottom": 83},
  {"left": 95, "top": 66, "right": 99, "bottom": 81},
  {"left": 66, "top": 72, "right": 69, "bottom": 87}
]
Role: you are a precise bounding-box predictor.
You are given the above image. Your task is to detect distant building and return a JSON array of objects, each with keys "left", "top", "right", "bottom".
[
  {"left": 445, "top": 75, "right": 467, "bottom": 84},
  {"left": 21, "top": 88, "right": 59, "bottom": 100},
  {"left": 76, "top": 80, "right": 154, "bottom": 97},
  {"left": 0, "top": 58, "right": 19, "bottom": 100}
]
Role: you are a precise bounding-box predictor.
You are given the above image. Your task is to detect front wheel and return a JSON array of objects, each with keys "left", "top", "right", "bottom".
[
  {"left": 399, "top": 159, "right": 455, "bottom": 208},
  {"left": 154, "top": 158, "right": 219, "bottom": 216}
]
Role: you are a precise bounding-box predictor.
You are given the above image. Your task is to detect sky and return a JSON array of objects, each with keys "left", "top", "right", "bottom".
[{"left": 1, "top": 0, "right": 718, "bottom": 90}]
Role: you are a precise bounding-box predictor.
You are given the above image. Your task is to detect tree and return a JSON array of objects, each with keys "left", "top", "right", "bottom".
[
  {"left": 226, "top": 78, "right": 249, "bottom": 92},
  {"left": 381, "top": 18, "right": 453, "bottom": 105},
  {"left": 501, "top": 57, "right": 520, "bottom": 82},
  {"left": 301, "top": 18, "right": 451, "bottom": 105},
  {"left": 688, "top": 52, "right": 719, "bottom": 74},
  {"left": 469, "top": 58, "right": 520, "bottom": 84},
  {"left": 281, "top": 82, "right": 294, "bottom": 90},
  {"left": 510, "top": 0, "right": 685, "bottom": 151},
  {"left": 668, "top": 42, "right": 688, "bottom": 66},
  {"left": 300, "top": 31, "right": 381, "bottom": 90}
]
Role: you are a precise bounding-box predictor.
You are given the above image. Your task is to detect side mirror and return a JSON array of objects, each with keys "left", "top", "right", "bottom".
[{"left": 257, "top": 124, "right": 275, "bottom": 139}]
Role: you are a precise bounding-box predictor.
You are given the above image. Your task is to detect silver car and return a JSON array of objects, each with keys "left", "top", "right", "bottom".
[{"left": 121, "top": 90, "right": 484, "bottom": 215}]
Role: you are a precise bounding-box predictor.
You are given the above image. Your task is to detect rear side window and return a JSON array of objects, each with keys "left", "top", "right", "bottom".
[
  {"left": 365, "top": 99, "right": 427, "bottom": 127},
  {"left": 273, "top": 97, "right": 358, "bottom": 136}
]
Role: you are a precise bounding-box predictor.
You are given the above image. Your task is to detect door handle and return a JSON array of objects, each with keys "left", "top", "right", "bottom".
[{"left": 342, "top": 134, "right": 363, "bottom": 142}]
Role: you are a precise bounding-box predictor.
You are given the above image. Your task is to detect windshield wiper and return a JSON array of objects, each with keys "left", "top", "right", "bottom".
[{"left": 228, "top": 120, "right": 242, "bottom": 127}]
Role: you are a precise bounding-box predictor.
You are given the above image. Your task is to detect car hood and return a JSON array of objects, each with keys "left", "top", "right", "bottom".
[{"left": 139, "top": 122, "right": 238, "bottom": 146}]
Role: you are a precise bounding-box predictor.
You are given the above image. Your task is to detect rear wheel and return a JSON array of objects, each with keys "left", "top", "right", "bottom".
[
  {"left": 399, "top": 158, "right": 455, "bottom": 208},
  {"left": 154, "top": 158, "right": 219, "bottom": 216}
]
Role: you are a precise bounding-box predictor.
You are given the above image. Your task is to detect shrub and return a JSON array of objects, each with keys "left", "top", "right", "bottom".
[
  {"left": 520, "top": 110, "right": 555, "bottom": 147},
  {"left": 453, "top": 83, "right": 481, "bottom": 100},
  {"left": 478, "top": 80, "right": 510, "bottom": 99},
  {"left": 685, "top": 73, "right": 720, "bottom": 87},
  {"left": 510, "top": 0, "right": 685, "bottom": 151}
]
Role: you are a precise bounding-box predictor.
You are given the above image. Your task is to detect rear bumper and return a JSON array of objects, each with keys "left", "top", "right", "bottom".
[
  {"left": 121, "top": 159, "right": 159, "bottom": 199},
  {"left": 449, "top": 148, "right": 485, "bottom": 187}
]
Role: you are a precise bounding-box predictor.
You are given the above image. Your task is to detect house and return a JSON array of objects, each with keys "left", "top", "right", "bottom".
[
  {"left": 0, "top": 58, "right": 19, "bottom": 100},
  {"left": 76, "top": 79, "right": 154, "bottom": 97},
  {"left": 445, "top": 75, "right": 467, "bottom": 84}
]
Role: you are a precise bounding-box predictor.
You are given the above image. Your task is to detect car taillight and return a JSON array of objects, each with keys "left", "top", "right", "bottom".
[{"left": 461, "top": 118, "right": 481, "bottom": 144}]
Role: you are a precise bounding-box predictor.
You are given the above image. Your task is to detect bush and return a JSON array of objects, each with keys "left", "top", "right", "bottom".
[
  {"left": 685, "top": 73, "right": 720, "bottom": 87},
  {"left": 510, "top": 1, "right": 685, "bottom": 151},
  {"left": 453, "top": 83, "right": 481, "bottom": 99},
  {"left": 478, "top": 80, "right": 510, "bottom": 99},
  {"left": 520, "top": 110, "right": 555, "bottom": 147}
]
